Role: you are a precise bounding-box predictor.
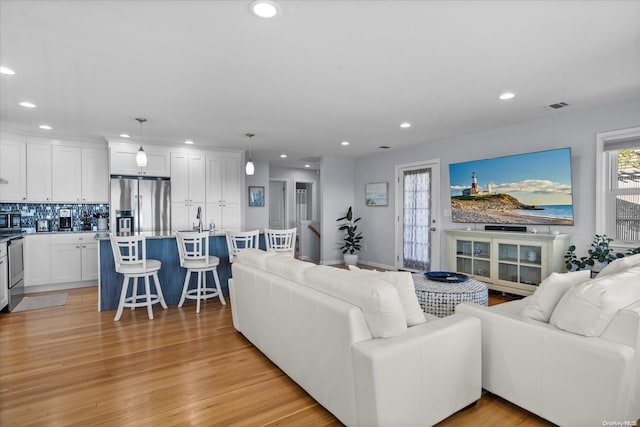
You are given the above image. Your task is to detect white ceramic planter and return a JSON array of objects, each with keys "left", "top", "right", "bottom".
[{"left": 344, "top": 254, "right": 358, "bottom": 266}]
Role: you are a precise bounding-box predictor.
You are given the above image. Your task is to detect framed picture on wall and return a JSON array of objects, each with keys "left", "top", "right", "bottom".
[
  {"left": 366, "top": 182, "right": 388, "bottom": 206},
  {"left": 249, "top": 186, "right": 265, "bottom": 207}
]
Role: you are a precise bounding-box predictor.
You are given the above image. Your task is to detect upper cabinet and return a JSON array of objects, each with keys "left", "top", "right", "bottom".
[
  {"left": 0, "top": 139, "right": 27, "bottom": 202},
  {"left": 52, "top": 146, "right": 82, "bottom": 202},
  {"left": 0, "top": 135, "right": 109, "bottom": 204},
  {"left": 206, "top": 152, "right": 241, "bottom": 204},
  {"left": 171, "top": 153, "right": 206, "bottom": 203},
  {"left": 81, "top": 148, "right": 108, "bottom": 203},
  {"left": 110, "top": 144, "right": 170, "bottom": 177},
  {"left": 26, "top": 143, "right": 52, "bottom": 202}
]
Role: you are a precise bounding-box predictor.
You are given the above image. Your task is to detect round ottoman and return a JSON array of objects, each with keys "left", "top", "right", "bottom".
[{"left": 412, "top": 273, "right": 488, "bottom": 317}]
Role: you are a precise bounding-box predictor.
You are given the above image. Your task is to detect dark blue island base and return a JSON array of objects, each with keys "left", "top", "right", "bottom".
[{"left": 98, "top": 234, "right": 265, "bottom": 311}]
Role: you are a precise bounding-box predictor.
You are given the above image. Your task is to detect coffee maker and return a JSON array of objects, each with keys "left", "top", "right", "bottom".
[{"left": 58, "top": 208, "right": 72, "bottom": 231}]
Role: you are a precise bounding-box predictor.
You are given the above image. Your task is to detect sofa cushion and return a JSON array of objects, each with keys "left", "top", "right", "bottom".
[
  {"left": 265, "top": 253, "right": 316, "bottom": 283},
  {"left": 597, "top": 253, "right": 640, "bottom": 277},
  {"left": 347, "top": 266, "right": 426, "bottom": 326},
  {"left": 520, "top": 270, "right": 591, "bottom": 322},
  {"left": 550, "top": 265, "right": 640, "bottom": 336},
  {"left": 303, "top": 265, "right": 408, "bottom": 338},
  {"left": 236, "top": 248, "right": 277, "bottom": 270}
]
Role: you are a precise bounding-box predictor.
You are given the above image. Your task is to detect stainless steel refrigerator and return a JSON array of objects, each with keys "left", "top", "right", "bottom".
[{"left": 110, "top": 176, "right": 171, "bottom": 232}]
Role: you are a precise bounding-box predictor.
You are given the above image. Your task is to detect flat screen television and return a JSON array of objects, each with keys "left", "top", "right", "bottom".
[{"left": 449, "top": 148, "right": 574, "bottom": 225}]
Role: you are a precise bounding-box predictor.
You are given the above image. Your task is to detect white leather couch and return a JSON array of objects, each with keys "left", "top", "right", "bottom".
[
  {"left": 457, "top": 257, "right": 640, "bottom": 427},
  {"left": 229, "top": 249, "right": 481, "bottom": 427}
]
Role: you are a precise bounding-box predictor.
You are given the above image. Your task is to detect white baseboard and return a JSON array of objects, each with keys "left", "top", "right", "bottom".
[
  {"left": 25, "top": 281, "right": 97, "bottom": 294},
  {"left": 358, "top": 260, "right": 397, "bottom": 271}
]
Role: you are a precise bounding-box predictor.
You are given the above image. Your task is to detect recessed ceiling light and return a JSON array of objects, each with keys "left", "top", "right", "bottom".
[
  {"left": 39, "top": 124, "right": 52, "bottom": 130},
  {"left": 120, "top": 134, "right": 131, "bottom": 138},
  {"left": 19, "top": 101, "right": 36, "bottom": 108},
  {"left": 249, "top": 0, "right": 279, "bottom": 18},
  {"left": 280, "top": 153, "right": 287, "bottom": 158},
  {"left": 304, "top": 164, "right": 310, "bottom": 168},
  {"left": 184, "top": 140, "right": 194, "bottom": 145},
  {"left": 499, "top": 92, "right": 516, "bottom": 100},
  {"left": 400, "top": 122, "right": 411, "bottom": 128},
  {"left": 341, "top": 141, "right": 350, "bottom": 146},
  {"left": 0, "top": 66, "right": 16, "bottom": 75}
]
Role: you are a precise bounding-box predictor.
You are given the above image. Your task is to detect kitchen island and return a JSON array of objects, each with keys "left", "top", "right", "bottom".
[{"left": 97, "top": 231, "right": 265, "bottom": 311}]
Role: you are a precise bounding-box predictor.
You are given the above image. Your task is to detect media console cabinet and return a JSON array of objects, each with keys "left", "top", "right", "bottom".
[{"left": 445, "top": 229, "right": 571, "bottom": 296}]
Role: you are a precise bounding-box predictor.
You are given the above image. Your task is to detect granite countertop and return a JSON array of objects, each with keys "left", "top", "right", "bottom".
[{"left": 94, "top": 230, "right": 229, "bottom": 240}]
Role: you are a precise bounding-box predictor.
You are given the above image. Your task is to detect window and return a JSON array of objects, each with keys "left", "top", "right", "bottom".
[{"left": 596, "top": 127, "right": 640, "bottom": 246}]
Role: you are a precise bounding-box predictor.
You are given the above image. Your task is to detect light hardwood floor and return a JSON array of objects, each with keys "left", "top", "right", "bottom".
[{"left": 0, "top": 285, "right": 553, "bottom": 426}]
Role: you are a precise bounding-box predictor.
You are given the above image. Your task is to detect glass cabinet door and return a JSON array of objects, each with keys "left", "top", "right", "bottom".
[{"left": 497, "top": 242, "right": 543, "bottom": 285}]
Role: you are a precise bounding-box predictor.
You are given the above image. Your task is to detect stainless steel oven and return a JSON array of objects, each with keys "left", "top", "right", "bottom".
[{"left": 7, "top": 236, "right": 24, "bottom": 311}]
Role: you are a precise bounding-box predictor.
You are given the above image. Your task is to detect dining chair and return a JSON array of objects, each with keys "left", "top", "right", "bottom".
[{"left": 264, "top": 227, "right": 297, "bottom": 256}]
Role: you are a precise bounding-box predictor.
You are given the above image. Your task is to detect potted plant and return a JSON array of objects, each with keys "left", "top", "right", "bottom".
[
  {"left": 564, "top": 234, "right": 625, "bottom": 271},
  {"left": 336, "top": 206, "right": 363, "bottom": 266}
]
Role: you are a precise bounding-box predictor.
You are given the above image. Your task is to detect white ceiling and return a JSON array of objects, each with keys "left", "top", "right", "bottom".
[{"left": 1, "top": 0, "right": 640, "bottom": 169}]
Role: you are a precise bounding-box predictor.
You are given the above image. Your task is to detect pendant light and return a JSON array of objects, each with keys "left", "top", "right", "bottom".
[
  {"left": 245, "top": 132, "right": 255, "bottom": 176},
  {"left": 135, "top": 118, "right": 148, "bottom": 167}
]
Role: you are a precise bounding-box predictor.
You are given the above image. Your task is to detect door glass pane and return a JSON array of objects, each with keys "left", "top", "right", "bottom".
[
  {"left": 499, "top": 263, "right": 518, "bottom": 282},
  {"left": 456, "top": 240, "right": 472, "bottom": 256},
  {"left": 498, "top": 243, "right": 518, "bottom": 262},
  {"left": 473, "top": 259, "right": 490, "bottom": 277},
  {"left": 402, "top": 168, "right": 431, "bottom": 271},
  {"left": 520, "top": 245, "right": 541, "bottom": 265}
]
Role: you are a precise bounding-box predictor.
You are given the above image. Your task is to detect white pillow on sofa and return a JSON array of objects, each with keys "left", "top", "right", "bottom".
[
  {"left": 550, "top": 265, "right": 640, "bottom": 336},
  {"left": 597, "top": 253, "right": 640, "bottom": 277},
  {"left": 304, "top": 265, "right": 408, "bottom": 338},
  {"left": 348, "top": 267, "right": 426, "bottom": 326},
  {"left": 520, "top": 270, "right": 591, "bottom": 322}
]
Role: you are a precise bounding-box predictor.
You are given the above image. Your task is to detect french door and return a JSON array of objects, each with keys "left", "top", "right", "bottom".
[{"left": 395, "top": 160, "right": 440, "bottom": 272}]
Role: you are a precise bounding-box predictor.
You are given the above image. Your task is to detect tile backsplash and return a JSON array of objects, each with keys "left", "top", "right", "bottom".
[{"left": 0, "top": 203, "right": 109, "bottom": 231}]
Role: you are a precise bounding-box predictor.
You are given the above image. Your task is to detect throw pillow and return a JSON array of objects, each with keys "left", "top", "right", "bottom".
[
  {"left": 597, "top": 253, "right": 640, "bottom": 277},
  {"left": 550, "top": 265, "right": 640, "bottom": 336},
  {"left": 347, "top": 268, "right": 426, "bottom": 326},
  {"left": 304, "top": 266, "right": 408, "bottom": 338},
  {"left": 520, "top": 270, "right": 591, "bottom": 322}
]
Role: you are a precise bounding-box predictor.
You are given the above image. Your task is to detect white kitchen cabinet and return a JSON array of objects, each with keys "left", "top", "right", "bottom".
[
  {"left": 446, "top": 229, "right": 571, "bottom": 296},
  {"left": 52, "top": 146, "right": 82, "bottom": 202},
  {"left": 26, "top": 143, "right": 53, "bottom": 202},
  {"left": 0, "top": 139, "right": 27, "bottom": 202},
  {"left": 81, "top": 242, "right": 98, "bottom": 280},
  {"left": 81, "top": 148, "right": 109, "bottom": 203},
  {"left": 171, "top": 202, "right": 204, "bottom": 232},
  {"left": 0, "top": 242, "right": 8, "bottom": 311},
  {"left": 24, "top": 234, "right": 52, "bottom": 286},
  {"left": 206, "top": 152, "right": 241, "bottom": 231},
  {"left": 110, "top": 144, "right": 171, "bottom": 177},
  {"left": 50, "top": 233, "right": 97, "bottom": 283},
  {"left": 171, "top": 153, "right": 206, "bottom": 203},
  {"left": 205, "top": 202, "right": 240, "bottom": 232}
]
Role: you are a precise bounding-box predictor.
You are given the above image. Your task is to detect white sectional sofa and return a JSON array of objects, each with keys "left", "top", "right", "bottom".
[
  {"left": 229, "top": 249, "right": 482, "bottom": 427},
  {"left": 457, "top": 255, "right": 640, "bottom": 426}
]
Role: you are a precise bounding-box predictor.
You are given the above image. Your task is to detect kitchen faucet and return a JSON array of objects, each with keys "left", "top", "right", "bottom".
[{"left": 196, "top": 206, "right": 203, "bottom": 232}]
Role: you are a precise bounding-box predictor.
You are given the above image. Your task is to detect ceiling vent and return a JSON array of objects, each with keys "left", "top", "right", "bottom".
[
  {"left": 546, "top": 101, "right": 569, "bottom": 110},
  {"left": 378, "top": 145, "right": 391, "bottom": 149}
]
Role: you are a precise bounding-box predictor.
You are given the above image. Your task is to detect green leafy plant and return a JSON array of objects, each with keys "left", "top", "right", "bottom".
[
  {"left": 564, "top": 234, "right": 625, "bottom": 270},
  {"left": 336, "top": 206, "right": 363, "bottom": 255}
]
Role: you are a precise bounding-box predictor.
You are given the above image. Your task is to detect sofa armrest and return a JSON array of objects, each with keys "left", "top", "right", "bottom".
[{"left": 351, "top": 313, "right": 481, "bottom": 427}]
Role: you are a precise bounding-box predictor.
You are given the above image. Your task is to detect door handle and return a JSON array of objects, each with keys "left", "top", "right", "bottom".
[{"left": 430, "top": 227, "right": 436, "bottom": 232}]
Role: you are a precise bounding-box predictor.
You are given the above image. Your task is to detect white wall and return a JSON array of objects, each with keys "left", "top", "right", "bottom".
[
  {"left": 269, "top": 165, "right": 321, "bottom": 228},
  {"left": 320, "top": 155, "right": 356, "bottom": 264},
  {"left": 354, "top": 97, "right": 640, "bottom": 270},
  {"left": 244, "top": 159, "right": 270, "bottom": 231}
]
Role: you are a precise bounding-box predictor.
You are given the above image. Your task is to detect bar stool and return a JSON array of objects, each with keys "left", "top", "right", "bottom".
[
  {"left": 226, "top": 229, "right": 260, "bottom": 263},
  {"left": 110, "top": 235, "right": 168, "bottom": 321},
  {"left": 176, "top": 231, "right": 226, "bottom": 313},
  {"left": 264, "top": 227, "right": 297, "bottom": 256}
]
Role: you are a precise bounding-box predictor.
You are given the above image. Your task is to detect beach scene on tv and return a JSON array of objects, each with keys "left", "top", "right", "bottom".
[{"left": 449, "top": 148, "right": 574, "bottom": 225}]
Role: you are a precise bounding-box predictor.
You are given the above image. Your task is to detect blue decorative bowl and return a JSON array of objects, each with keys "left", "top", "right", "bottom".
[{"left": 424, "top": 271, "right": 469, "bottom": 283}]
